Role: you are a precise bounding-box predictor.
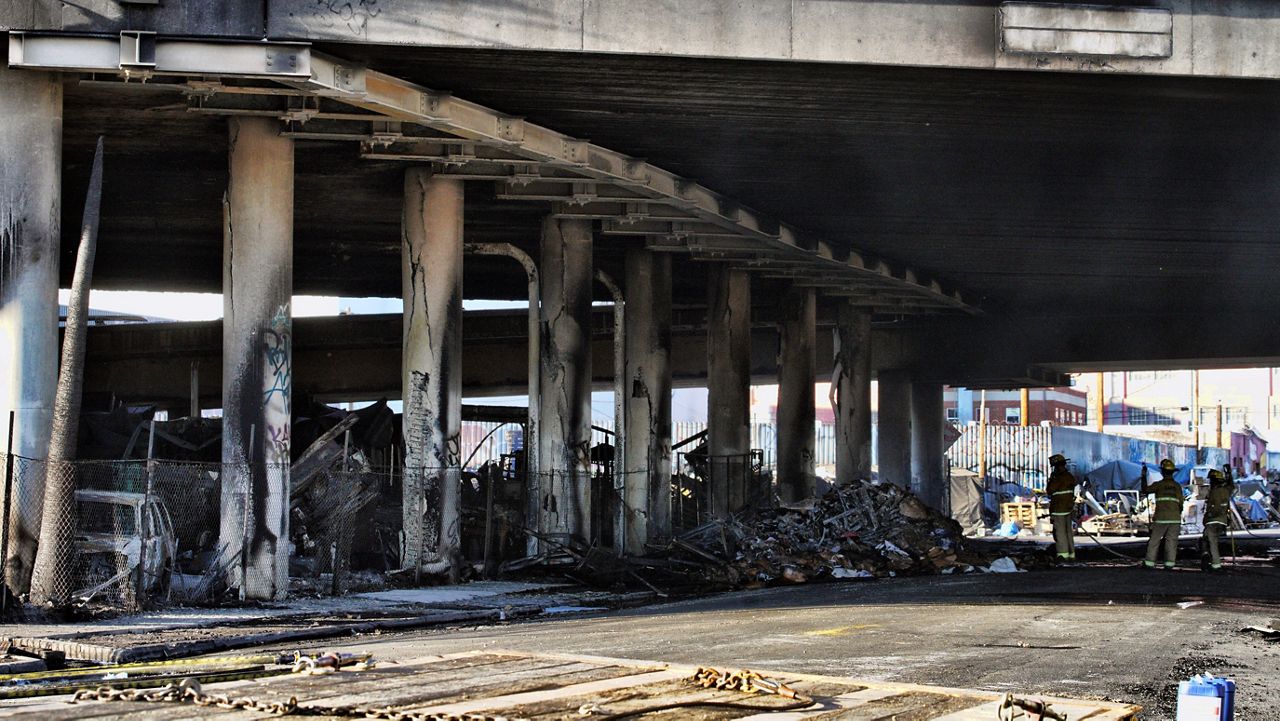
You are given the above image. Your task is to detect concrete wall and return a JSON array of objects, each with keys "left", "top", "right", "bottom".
[
  {"left": 0, "top": 0, "right": 265, "bottom": 35},
  {"left": 1050, "top": 426, "right": 1200, "bottom": 471},
  {"left": 262, "top": 0, "right": 1280, "bottom": 81}
]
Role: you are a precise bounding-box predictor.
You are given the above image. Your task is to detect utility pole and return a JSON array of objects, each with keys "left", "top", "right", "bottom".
[
  {"left": 977, "top": 390, "right": 987, "bottom": 482},
  {"left": 1192, "top": 370, "right": 1201, "bottom": 453},
  {"left": 1019, "top": 388, "right": 1029, "bottom": 427},
  {"left": 1094, "top": 372, "right": 1105, "bottom": 433}
]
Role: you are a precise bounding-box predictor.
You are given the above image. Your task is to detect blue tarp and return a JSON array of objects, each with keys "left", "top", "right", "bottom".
[
  {"left": 1082, "top": 460, "right": 1193, "bottom": 496},
  {"left": 1244, "top": 498, "right": 1270, "bottom": 522}
]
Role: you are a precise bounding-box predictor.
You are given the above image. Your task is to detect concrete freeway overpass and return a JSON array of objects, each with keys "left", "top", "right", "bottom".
[{"left": 4, "top": 0, "right": 1280, "bottom": 598}]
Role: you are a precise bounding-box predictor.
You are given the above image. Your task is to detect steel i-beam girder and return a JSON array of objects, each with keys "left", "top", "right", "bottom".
[{"left": 6, "top": 30, "right": 975, "bottom": 315}]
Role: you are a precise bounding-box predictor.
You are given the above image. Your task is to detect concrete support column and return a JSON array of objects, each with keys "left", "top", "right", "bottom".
[
  {"left": 220, "top": 117, "right": 293, "bottom": 601},
  {"left": 401, "top": 169, "right": 464, "bottom": 578},
  {"left": 877, "top": 370, "right": 913, "bottom": 488},
  {"left": 776, "top": 286, "right": 816, "bottom": 502},
  {"left": 0, "top": 68, "right": 61, "bottom": 593},
  {"left": 707, "top": 265, "right": 751, "bottom": 516},
  {"left": 622, "top": 248, "right": 672, "bottom": 552},
  {"left": 833, "top": 305, "right": 872, "bottom": 482},
  {"left": 539, "top": 217, "right": 593, "bottom": 543},
  {"left": 911, "top": 383, "right": 946, "bottom": 510}
]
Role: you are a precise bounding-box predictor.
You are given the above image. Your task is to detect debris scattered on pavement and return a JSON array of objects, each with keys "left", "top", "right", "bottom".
[{"left": 664, "top": 479, "right": 1009, "bottom": 587}]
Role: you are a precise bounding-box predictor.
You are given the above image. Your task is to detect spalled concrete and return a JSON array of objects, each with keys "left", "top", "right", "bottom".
[
  {"left": 622, "top": 248, "right": 672, "bottom": 552},
  {"left": 538, "top": 216, "right": 594, "bottom": 544},
  {"left": 833, "top": 305, "right": 872, "bottom": 482},
  {"left": 219, "top": 116, "right": 293, "bottom": 601},
  {"left": 401, "top": 170, "right": 464, "bottom": 578}
]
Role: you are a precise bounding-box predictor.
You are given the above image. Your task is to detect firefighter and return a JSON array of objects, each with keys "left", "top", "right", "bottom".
[
  {"left": 1045, "top": 453, "right": 1077, "bottom": 562},
  {"left": 1143, "top": 458, "right": 1185, "bottom": 569},
  {"left": 1201, "top": 467, "right": 1235, "bottom": 571}
]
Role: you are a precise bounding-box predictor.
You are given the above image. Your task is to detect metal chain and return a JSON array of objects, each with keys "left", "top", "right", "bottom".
[
  {"left": 688, "top": 666, "right": 804, "bottom": 700},
  {"left": 72, "top": 677, "right": 521, "bottom": 720}
]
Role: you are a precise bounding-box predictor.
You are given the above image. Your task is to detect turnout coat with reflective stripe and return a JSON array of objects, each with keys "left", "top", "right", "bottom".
[
  {"left": 1145, "top": 477, "right": 1184, "bottom": 524},
  {"left": 1046, "top": 469, "right": 1077, "bottom": 515},
  {"left": 1204, "top": 482, "right": 1235, "bottom": 526}
]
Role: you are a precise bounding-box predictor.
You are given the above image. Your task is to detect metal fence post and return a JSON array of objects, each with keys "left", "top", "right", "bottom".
[
  {"left": 2, "top": 411, "right": 14, "bottom": 612},
  {"left": 331, "top": 430, "right": 353, "bottom": 596},
  {"left": 136, "top": 419, "right": 157, "bottom": 606}
]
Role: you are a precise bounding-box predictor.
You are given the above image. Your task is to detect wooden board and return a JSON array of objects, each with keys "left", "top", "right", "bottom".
[{"left": 7, "top": 650, "right": 1140, "bottom": 720}]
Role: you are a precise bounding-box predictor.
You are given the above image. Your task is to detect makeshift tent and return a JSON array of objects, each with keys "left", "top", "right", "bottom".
[
  {"left": 1083, "top": 459, "right": 1194, "bottom": 496},
  {"left": 949, "top": 469, "right": 984, "bottom": 534}
]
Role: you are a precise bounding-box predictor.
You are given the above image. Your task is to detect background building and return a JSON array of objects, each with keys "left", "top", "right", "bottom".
[{"left": 944, "top": 387, "right": 1088, "bottom": 426}]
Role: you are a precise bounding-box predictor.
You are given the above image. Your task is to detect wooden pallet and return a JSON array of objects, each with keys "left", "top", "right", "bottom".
[
  {"left": 9, "top": 650, "right": 1141, "bottom": 720},
  {"left": 1000, "top": 501, "right": 1039, "bottom": 528}
]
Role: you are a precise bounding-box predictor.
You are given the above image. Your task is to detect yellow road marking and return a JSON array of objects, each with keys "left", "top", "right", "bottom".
[{"left": 805, "top": 624, "right": 879, "bottom": 637}]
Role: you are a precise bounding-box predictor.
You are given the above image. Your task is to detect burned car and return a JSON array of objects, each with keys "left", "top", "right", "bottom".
[{"left": 72, "top": 489, "right": 177, "bottom": 602}]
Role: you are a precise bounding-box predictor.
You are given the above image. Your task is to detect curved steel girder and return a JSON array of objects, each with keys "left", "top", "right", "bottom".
[{"left": 8, "top": 31, "right": 975, "bottom": 314}]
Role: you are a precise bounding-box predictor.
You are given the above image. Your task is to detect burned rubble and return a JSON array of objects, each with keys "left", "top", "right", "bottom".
[{"left": 660, "top": 479, "right": 1019, "bottom": 589}]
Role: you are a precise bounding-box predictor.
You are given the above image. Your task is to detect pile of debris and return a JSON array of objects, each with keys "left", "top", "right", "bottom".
[{"left": 669, "top": 479, "right": 995, "bottom": 587}]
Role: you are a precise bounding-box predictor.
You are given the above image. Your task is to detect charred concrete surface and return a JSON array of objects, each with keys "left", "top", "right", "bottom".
[
  {"left": 776, "top": 286, "right": 817, "bottom": 502},
  {"left": 24, "top": 43, "right": 1280, "bottom": 380},
  {"left": 706, "top": 265, "right": 752, "bottom": 517},
  {"left": 75, "top": 309, "right": 853, "bottom": 407},
  {"left": 401, "top": 170, "right": 464, "bottom": 577},
  {"left": 833, "top": 306, "right": 874, "bottom": 481},
  {"left": 538, "top": 217, "right": 594, "bottom": 544},
  {"left": 0, "top": 66, "right": 59, "bottom": 593},
  {"left": 621, "top": 248, "right": 672, "bottom": 552},
  {"left": 219, "top": 117, "right": 294, "bottom": 601}
]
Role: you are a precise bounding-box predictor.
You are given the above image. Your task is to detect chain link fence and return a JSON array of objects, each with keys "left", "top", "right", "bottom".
[
  {"left": 2, "top": 454, "right": 222, "bottom": 611},
  {"left": 3, "top": 453, "right": 755, "bottom": 611}
]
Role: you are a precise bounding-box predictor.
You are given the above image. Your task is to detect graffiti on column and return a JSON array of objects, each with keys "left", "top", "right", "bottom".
[{"left": 262, "top": 304, "right": 292, "bottom": 465}]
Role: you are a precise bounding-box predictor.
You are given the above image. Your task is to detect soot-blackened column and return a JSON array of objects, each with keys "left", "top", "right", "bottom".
[
  {"left": 622, "top": 248, "right": 672, "bottom": 551},
  {"left": 0, "top": 67, "right": 61, "bottom": 594},
  {"left": 911, "top": 382, "right": 946, "bottom": 510},
  {"left": 402, "top": 169, "right": 464, "bottom": 580},
  {"left": 707, "top": 265, "right": 752, "bottom": 517},
  {"left": 833, "top": 304, "right": 872, "bottom": 482},
  {"left": 220, "top": 117, "right": 293, "bottom": 601},
  {"left": 777, "top": 285, "right": 816, "bottom": 502},
  {"left": 877, "top": 370, "right": 913, "bottom": 489},
  {"left": 538, "top": 217, "right": 594, "bottom": 544}
]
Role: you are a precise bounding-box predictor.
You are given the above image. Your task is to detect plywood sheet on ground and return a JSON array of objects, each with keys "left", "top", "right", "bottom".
[{"left": 8, "top": 650, "right": 1140, "bottom": 720}]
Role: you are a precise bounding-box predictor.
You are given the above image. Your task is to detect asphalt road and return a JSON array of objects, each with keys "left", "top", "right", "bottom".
[{"left": 292, "top": 564, "right": 1280, "bottom": 721}]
